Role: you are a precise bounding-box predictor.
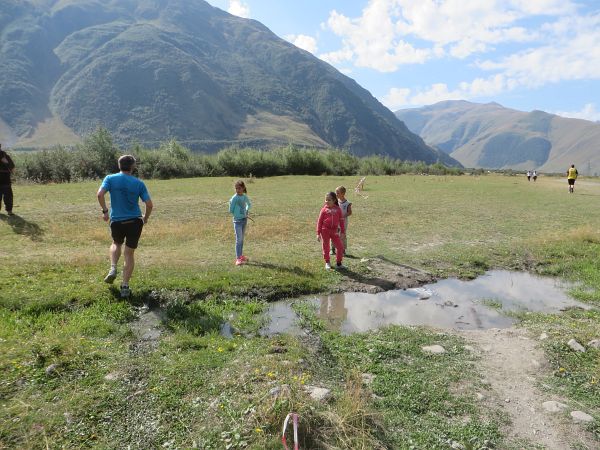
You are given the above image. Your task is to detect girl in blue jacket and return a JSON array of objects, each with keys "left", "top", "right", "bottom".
[{"left": 229, "top": 180, "right": 252, "bottom": 265}]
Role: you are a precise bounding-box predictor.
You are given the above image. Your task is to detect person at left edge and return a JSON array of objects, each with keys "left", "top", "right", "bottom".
[
  {"left": 0, "top": 143, "right": 16, "bottom": 215},
  {"left": 97, "top": 155, "right": 153, "bottom": 298}
]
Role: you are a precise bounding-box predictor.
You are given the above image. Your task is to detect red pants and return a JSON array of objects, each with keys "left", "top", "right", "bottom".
[{"left": 321, "top": 229, "right": 344, "bottom": 263}]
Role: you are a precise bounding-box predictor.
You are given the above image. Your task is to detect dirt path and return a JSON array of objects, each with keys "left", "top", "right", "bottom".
[{"left": 459, "top": 327, "right": 596, "bottom": 449}]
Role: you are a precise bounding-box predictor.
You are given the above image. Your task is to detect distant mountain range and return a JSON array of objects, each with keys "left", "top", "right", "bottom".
[
  {"left": 395, "top": 100, "right": 600, "bottom": 174},
  {"left": 0, "top": 0, "right": 457, "bottom": 166}
]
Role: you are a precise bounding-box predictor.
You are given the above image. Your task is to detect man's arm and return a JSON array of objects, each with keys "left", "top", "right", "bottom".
[
  {"left": 143, "top": 199, "right": 153, "bottom": 224},
  {"left": 97, "top": 188, "right": 109, "bottom": 222},
  {"left": 5, "top": 153, "right": 15, "bottom": 172}
]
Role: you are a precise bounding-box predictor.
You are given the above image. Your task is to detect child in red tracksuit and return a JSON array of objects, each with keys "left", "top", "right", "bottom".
[{"left": 317, "top": 191, "right": 345, "bottom": 270}]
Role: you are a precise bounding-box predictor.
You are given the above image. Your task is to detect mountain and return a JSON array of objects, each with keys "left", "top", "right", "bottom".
[
  {"left": 395, "top": 100, "right": 600, "bottom": 174},
  {"left": 0, "top": 0, "right": 457, "bottom": 165}
]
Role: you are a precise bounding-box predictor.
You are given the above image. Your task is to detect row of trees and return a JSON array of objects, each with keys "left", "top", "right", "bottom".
[{"left": 14, "top": 128, "right": 464, "bottom": 183}]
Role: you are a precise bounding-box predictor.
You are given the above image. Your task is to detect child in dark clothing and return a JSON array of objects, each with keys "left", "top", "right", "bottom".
[{"left": 0, "top": 144, "right": 15, "bottom": 215}]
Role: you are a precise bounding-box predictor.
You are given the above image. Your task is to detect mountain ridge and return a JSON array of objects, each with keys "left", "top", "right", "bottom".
[
  {"left": 395, "top": 100, "right": 600, "bottom": 174},
  {"left": 0, "top": 0, "right": 458, "bottom": 166}
]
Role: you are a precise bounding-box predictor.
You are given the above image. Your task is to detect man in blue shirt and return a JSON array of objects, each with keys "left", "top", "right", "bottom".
[{"left": 97, "top": 155, "right": 153, "bottom": 298}]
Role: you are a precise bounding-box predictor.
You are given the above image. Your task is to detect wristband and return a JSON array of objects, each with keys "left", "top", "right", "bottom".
[{"left": 102, "top": 209, "right": 108, "bottom": 214}]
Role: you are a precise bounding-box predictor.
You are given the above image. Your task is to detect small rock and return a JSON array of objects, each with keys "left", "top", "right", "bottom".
[
  {"left": 104, "top": 372, "right": 120, "bottom": 381},
  {"left": 464, "top": 345, "right": 476, "bottom": 352},
  {"left": 451, "top": 441, "right": 465, "bottom": 450},
  {"left": 362, "top": 373, "right": 375, "bottom": 385},
  {"left": 269, "top": 384, "right": 289, "bottom": 396},
  {"left": 422, "top": 345, "right": 446, "bottom": 354},
  {"left": 570, "top": 410, "right": 594, "bottom": 423},
  {"left": 567, "top": 339, "right": 586, "bottom": 352},
  {"left": 45, "top": 364, "right": 59, "bottom": 376},
  {"left": 504, "top": 398, "right": 511, "bottom": 403},
  {"left": 269, "top": 386, "right": 282, "bottom": 396},
  {"left": 304, "top": 385, "right": 332, "bottom": 402},
  {"left": 360, "top": 258, "right": 370, "bottom": 263},
  {"left": 476, "top": 393, "right": 485, "bottom": 401},
  {"left": 587, "top": 339, "right": 600, "bottom": 349},
  {"left": 539, "top": 332, "right": 549, "bottom": 340},
  {"left": 542, "top": 401, "right": 568, "bottom": 413}
]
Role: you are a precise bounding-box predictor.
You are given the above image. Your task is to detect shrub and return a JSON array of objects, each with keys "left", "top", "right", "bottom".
[{"left": 13, "top": 130, "right": 464, "bottom": 183}]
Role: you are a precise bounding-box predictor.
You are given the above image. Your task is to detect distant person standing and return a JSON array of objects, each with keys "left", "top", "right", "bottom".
[
  {"left": 532, "top": 170, "right": 538, "bottom": 182},
  {"left": 97, "top": 155, "right": 153, "bottom": 298},
  {"left": 526, "top": 170, "right": 531, "bottom": 181},
  {"left": 0, "top": 143, "right": 15, "bottom": 215},
  {"left": 567, "top": 164, "right": 578, "bottom": 193}
]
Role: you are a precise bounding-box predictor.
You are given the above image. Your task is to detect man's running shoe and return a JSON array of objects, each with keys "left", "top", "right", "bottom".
[{"left": 104, "top": 268, "right": 117, "bottom": 284}]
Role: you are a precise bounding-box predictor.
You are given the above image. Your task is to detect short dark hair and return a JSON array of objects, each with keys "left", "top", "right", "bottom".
[{"left": 118, "top": 155, "right": 136, "bottom": 171}]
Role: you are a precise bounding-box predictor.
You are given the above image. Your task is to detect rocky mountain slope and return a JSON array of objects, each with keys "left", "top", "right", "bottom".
[
  {"left": 0, "top": 0, "right": 456, "bottom": 165},
  {"left": 396, "top": 100, "right": 600, "bottom": 173}
]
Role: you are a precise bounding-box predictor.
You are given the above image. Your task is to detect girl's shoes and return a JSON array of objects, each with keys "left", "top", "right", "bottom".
[{"left": 235, "top": 256, "right": 249, "bottom": 265}]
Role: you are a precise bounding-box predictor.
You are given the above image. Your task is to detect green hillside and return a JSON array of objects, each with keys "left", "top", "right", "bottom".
[
  {"left": 0, "top": 0, "right": 457, "bottom": 165},
  {"left": 396, "top": 100, "right": 600, "bottom": 173}
]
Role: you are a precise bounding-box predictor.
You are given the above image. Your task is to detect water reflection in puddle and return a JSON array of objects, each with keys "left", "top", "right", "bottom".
[{"left": 262, "top": 271, "right": 590, "bottom": 335}]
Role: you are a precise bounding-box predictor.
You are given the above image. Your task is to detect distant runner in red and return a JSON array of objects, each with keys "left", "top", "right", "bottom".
[{"left": 317, "top": 191, "right": 345, "bottom": 270}]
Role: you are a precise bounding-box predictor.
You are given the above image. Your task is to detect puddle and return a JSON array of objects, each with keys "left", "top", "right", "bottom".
[
  {"left": 262, "top": 271, "right": 591, "bottom": 334},
  {"left": 260, "top": 301, "right": 307, "bottom": 337},
  {"left": 130, "top": 306, "right": 166, "bottom": 353}
]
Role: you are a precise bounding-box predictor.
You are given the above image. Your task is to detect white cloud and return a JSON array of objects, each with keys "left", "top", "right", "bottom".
[
  {"left": 285, "top": 34, "right": 318, "bottom": 54},
  {"left": 382, "top": 10, "right": 600, "bottom": 110},
  {"left": 555, "top": 103, "right": 600, "bottom": 122},
  {"left": 227, "top": 0, "right": 250, "bottom": 18},
  {"left": 472, "top": 14, "right": 600, "bottom": 98},
  {"left": 382, "top": 74, "right": 509, "bottom": 109},
  {"left": 323, "top": 0, "right": 577, "bottom": 71}
]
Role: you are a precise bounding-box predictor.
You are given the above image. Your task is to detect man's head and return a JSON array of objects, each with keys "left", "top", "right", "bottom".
[
  {"left": 571, "top": 164, "right": 575, "bottom": 168},
  {"left": 118, "top": 155, "right": 136, "bottom": 172}
]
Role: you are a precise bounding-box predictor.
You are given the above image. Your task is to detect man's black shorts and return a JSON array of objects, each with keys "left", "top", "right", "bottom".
[
  {"left": 110, "top": 218, "right": 144, "bottom": 249},
  {"left": 568, "top": 179, "right": 576, "bottom": 186}
]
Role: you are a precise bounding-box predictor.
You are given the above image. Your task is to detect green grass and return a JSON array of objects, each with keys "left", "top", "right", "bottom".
[{"left": 1, "top": 174, "right": 600, "bottom": 448}]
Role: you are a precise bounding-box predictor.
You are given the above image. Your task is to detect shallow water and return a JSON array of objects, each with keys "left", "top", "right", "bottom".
[{"left": 262, "top": 270, "right": 590, "bottom": 335}]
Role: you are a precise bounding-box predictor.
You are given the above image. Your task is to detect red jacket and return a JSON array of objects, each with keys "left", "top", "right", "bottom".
[{"left": 316, "top": 205, "right": 345, "bottom": 235}]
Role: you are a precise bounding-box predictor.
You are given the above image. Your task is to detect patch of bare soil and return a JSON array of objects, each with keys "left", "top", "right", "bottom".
[
  {"left": 336, "top": 256, "right": 435, "bottom": 293},
  {"left": 458, "top": 327, "right": 597, "bottom": 449}
]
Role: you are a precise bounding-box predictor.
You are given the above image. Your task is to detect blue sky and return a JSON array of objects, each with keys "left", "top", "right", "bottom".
[{"left": 206, "top": 0, "right": 600, "bottom": 121}]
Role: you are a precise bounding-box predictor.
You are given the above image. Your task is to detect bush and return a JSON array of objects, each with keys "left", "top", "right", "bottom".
[{"left": 13, "top": 130, "right": 464, "bottom": 183}]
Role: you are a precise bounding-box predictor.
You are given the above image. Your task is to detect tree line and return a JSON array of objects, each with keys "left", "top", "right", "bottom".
[{"left": 13, "top": 128, "right": 464, "bottom": 183}]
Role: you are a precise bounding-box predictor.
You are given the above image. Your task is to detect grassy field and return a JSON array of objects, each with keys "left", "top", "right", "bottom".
[{"left": 1, "top": 174, "right": 599, "bottom": 448}]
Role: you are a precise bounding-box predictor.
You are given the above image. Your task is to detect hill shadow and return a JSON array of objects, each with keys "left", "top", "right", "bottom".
[{"left": 0, "top": 213, "right": 44, "bottom": 241}]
